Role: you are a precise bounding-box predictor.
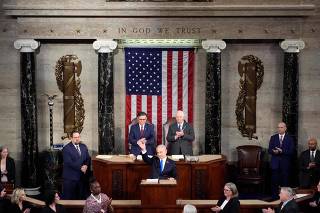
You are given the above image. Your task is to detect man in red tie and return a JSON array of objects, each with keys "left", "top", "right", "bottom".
[
  {"left": 268, "top": 122, "right": 294, "bottom": 200},
  {"left": 129, "top": 112, "right": 155, "bottom": 156}
]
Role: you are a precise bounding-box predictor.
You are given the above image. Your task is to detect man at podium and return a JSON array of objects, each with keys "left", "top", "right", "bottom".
[{"left": 138, "top": 141, "right": 177, "bottom": 179}]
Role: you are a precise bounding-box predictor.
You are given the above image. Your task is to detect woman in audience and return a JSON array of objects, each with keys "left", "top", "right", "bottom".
[
  {"left": 211, "top": 182, "right": 240, "bottom": 213},
  {"left": 309, "top": 180, "right": 320, "bottom": 212},
  {"left": 41, "top": 190, "right": 66, "bottom": 213},
  {"left": 9, "top": 188, "right": 31, "bottom": 213},
  {"left": 83, "top": 178, "right": 113, "bottom": 213},
  {"left": 0, "top": 146, "right": 15, "bottom": 184}
]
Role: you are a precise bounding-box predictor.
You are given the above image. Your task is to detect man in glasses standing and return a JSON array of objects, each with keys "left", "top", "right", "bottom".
[{"left": 129, "top": 111, "right": 155, "bottom": 156}]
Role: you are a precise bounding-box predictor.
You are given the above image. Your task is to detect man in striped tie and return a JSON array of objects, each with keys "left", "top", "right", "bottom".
[{"left": 129, "top": 111, "right": 155, "bottom": 156}]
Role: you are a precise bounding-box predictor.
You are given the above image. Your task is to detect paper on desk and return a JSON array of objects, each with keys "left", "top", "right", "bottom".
[
  {"left": 295, "top": 194, "right": 309, "bottom": 198},
  {"left": 96, "top": 155, "right": 112, "bottom": 160},
  {"left": 144, "top": 179, "right": 159, "bottom": 184},
  {"left": 171, "top": 155, "right": 184, "bottom": 160}
]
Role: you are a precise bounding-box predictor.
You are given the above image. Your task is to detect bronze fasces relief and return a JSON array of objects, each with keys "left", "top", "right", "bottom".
[
  {"left": 55, "top": 55, "right": 85, "bottom": 139},
  {"left": 235, "top": 55, "right": 264, "bottom": 140}
]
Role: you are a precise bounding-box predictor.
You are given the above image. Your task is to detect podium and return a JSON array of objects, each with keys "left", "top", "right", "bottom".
[{"left": 140, "top": 179, "right": 177, "bottom": 205}]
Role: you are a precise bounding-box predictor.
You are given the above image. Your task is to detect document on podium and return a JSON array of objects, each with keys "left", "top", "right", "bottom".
[{"left": 141, "top": 179, "right": 159, "bottom": 184}]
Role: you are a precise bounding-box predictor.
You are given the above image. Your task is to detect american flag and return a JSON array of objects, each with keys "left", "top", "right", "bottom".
[{"left": 125, "top": 48, "right": 194, "bottom": 151}]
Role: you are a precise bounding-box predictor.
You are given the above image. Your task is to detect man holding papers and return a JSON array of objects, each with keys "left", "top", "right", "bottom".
[{"left": 138, "top": 141, "right": 177, "bottom": 179}]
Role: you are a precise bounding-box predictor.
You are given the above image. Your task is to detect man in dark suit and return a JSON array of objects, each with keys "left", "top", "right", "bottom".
[
  {"left": 299, "top": 138, "right": 320, "bottom": 188},
  {"left": 129, "top": 111, "right": 155, "bottom": 156},
  {"left": 137, "top": 140, "right": 176, "bottom": 179},
  {"left": 268, "top": 122, "right": 294, "bottom": 199},
  {"left": 62, "top": 131, "right": 91, "bottom": 200},
  {"left": 262, "top": 187, "right": 299, "bottom": 213},
  {"left": 166, "top": 110, "right": 195, "bottom": 155}
]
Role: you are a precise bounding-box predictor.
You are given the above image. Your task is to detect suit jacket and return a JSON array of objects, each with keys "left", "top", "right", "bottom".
[
  {"left": 275, "top": 199, "right": 299, "bottom": 213},
  {"left": 216, "top": 197, "right": 240, "bottom": 213},
  {"left": 299, "top": 149, "right": 320, "bottom": 187},
  {"left": 166, "top": 121, "right": 195, "bottom": 155},
  {"left": 129, "top": 123, "right": 155, "bottom": 156},
  {"left": 1, "top": 157, "right": 15, "bottom": 183},
  {"left": 62, "top": 142, "right": 91, "bottom": 181},
  {"left": 142, "top": 153, "right": 177, "bottom": 179},
  {"left": 268, "top": 133, "right": 294, "bottom": 171}
]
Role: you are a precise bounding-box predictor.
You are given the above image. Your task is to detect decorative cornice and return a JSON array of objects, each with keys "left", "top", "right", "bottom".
[
  {"left": 3, "top": 1, "right": 315, "bottom": 17},
  {"left": 280, "top": 39, "right": 305, "bottom": 53},
  {"left": 14, "top": 39, "right": 40, "bottom": 52},
  {"left": 93, "top": 39, "right": 118, "bottom": 53},
  {"left": 202, "top": 40, "right": 226, "bottom": 53}
]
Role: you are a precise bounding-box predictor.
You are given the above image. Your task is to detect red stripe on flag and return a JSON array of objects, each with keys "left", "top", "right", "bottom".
[
  {"left": 178, "top": 51, "right": 183, "bottom": 110},
  {"left": 125, "top": 95, "right": 131, "bottom": 154},
  {"left": 147, "top": 96, "right": 152, "bottom": 122},
  {"left": 167, "top": 51, "right": 172, "bottom": 119},
  {"left": 136, "top": 95, "right": 142, "bottom": 115},
  {"left": 157, "top": 96, "right": 162, "bottom": 145},
  {"left": 188, "top": 50, "right": 194, "bottom": 124}
]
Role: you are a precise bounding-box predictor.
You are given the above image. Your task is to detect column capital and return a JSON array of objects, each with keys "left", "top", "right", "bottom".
[
  {"left": 93, "top": 39, "right": 117, "bottom": 53},
  {"left": 14, "top": 39, "right": 40, "bottom": 52},
  {"left": 202, "top": 39, "right": 226, "bottom": 53},
  {"left": 280, "top": 39, "right": 305, "bottom": 53}
]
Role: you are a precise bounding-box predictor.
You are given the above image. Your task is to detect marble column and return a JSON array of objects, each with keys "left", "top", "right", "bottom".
[
  {"left": 280, "top": 39, "right": 305, "bottom": 146},
  {"left": 14, "top": 39, "right": 40, "bottom": 189},
  {"left": 202, "top": 40, "right": 226, "bottom": 154},
  {"left": 93, "top": 39, "right": 117, "bottom": 154}
]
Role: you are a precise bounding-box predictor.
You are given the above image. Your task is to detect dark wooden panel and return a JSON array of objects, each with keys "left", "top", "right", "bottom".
[{"left": 92, "top": 156, "right": 227, "bottom": 200}]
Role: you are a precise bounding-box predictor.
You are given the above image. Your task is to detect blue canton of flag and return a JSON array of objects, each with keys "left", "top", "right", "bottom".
[{"left": 125, "top": 48, "right": 162, "bottom": 96}]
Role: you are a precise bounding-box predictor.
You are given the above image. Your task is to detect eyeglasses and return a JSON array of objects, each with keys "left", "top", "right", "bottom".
[
  {"left": 224, "top": 188, "right": 231, "bottom": 191},
  {"left": 139, "top": 119, "right": 146, "bottom": 120}
]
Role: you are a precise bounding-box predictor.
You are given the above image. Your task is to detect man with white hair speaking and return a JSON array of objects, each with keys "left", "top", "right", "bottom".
[{"left": 166, "top": 110, "right": 195, "bottom": 155}]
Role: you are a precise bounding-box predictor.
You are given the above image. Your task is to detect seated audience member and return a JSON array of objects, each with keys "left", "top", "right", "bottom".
[
  {"left": 83, "top": 178, "right": 113, "bottom": 213},
  {"left": 183, "top": 204, "right": 197, "bottom": 213},
  {"left": 299, "top": 138, "right": 320, "bottom": 188},
  {"left": 41, "top": 190, "right": 66, "bottom": 213},
  {"left": 0, "top": 146, "right": 16, "bottom": 184},
  {"left": 9, "top": 188, "right": 31, "bottom": 213},
  {"left": 0, "top": 183, "right": 9, "bottom": 212},
  {"left": 138, "top": 141, "right": 177, "bottom": 179},
  {"left": 262, "top": 187, "right": 299, "bottom": 213},
  {"left": 211, "top": 182, "right": 240, "bottom": 213},
  {"left": 308, "top": 180, "right": 320, "bottom": 213},
  {"left": 129, "top": 112, "right": 155, "bottom": 156}
]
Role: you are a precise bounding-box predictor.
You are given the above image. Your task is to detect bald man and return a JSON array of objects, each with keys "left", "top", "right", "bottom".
[
  {"left": 138, "top": 141, "right": 176, "bottom": 179},
  {"left": 299, "top": 138, "right": 320, "bottom": 188},
  {"left": 268, "top": 122, "right": 294, "bottom": 200},
  {"left": 166, "top": 111, "right": 195, "bottom": 155}
]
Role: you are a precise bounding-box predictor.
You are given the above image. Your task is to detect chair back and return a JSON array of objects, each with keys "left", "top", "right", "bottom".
[{"left": 236, "top": 145, "right": 262, "bottom": 176}]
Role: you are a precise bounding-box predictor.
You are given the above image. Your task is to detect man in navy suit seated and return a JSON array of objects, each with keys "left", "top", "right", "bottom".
[
  {"left": 137, "top": 140, "right": 176, "bottom": 179},
  {"left": 268, "top": 122, "right": 294, "bottom": 200},
  {"left": 129, "top": 111, "right": 155, "bottom": 156},
  {"left": 62, "top": 131, "right": 91, "bottom": 200}
]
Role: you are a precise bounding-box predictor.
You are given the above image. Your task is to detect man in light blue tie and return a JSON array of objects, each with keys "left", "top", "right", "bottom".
[{"left": 138, "top": 141, "right": 176, "bottom": 179}]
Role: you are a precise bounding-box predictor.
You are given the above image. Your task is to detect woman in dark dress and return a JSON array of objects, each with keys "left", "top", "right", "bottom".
[
  {"left": 41, "top": 190, "right": 66, "bottom": 213},
  {"left": 211, "top": 182, "right": 240, "bottom": 213},
  {"left": 9, "top": 188, "right": 31, "bottom": 213},
  {"left": 0, "top": 146, "right": 15, "bottom": 184},
  {"left": 309, "top": 180, "right": 320, "bottom": 213}
]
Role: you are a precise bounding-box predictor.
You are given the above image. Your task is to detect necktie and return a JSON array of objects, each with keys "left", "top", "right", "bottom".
[
  {"left": 178, "top": 124, "right": 181, "bottom": 131},
  {"left": 76, "top": 145, "right": 81, "bottom": 156},
  {"left": 279, "top": 135, "right": 283, "bottom": 146},
  {"left": 311, "top": 151, "right": 315, "bottom": 162},
  {"left": 140, "top": 125, "right": 144, "bottom": 137},
  {"left": 160, "top": 159, "right": 163, "bottom": 173}
]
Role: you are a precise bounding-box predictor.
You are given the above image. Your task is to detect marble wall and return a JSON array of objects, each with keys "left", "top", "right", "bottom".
[{"left": 0, "top": 1, "right": 320, "bottom": 181}]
